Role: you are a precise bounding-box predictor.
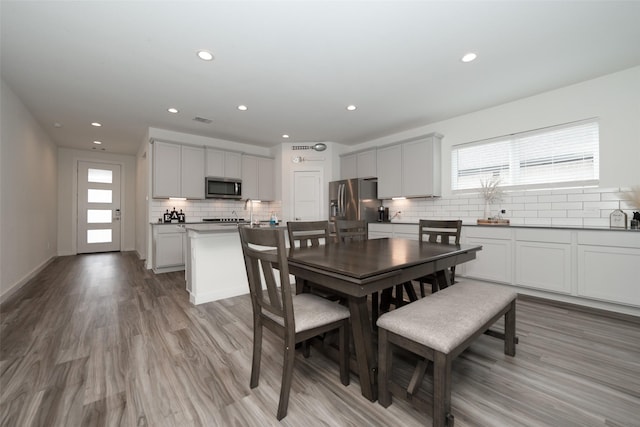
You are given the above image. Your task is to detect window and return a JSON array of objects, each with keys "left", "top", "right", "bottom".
[{"left": 451, "top": 119, "right": 599, "bottom": 191}]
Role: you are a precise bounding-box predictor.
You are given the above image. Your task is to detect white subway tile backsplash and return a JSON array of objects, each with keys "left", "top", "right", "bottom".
[
  {"left": 538, "top": 194, "right": 567, "bottom": 203},
  {"left": 568, "top": 193, "right": 600, "bottom": 202},
  {"left": 584, "top": 201, "right": 619, "bottom": 210},
  {"left": 511, "top": 195, "right": 538, "bottom": 204},
  {"left": 525, "top": 203, "right": 552, "bottom": 211},
  {"left": 538, "top": 210, "right": 567, "bottom": 218},
  {"left": 552, "top": 202, "right": 583, "bottom": 210},
  {"left": 384, "top": 187, "right": 632, "bottom": 228}
]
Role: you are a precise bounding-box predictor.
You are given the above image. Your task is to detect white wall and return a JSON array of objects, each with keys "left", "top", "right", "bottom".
[
  {"left": 57, "top": 148, "right": 137, "bottom": 256},
  {"left": 135, "top": 130, "right": 149, "bottom": 260},
  {"left": 278, "top": 142, "right": 339, "bottom": 223},
  {"left": 0, "top": 79, "right": 58, "bottom": 302},
  {"left": 352, "top": 66, "right": 640, "bottom": 191}
]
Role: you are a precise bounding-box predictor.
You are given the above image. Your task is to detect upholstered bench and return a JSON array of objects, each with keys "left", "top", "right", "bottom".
[{"left": 377, "top": 280, "right": 517, "bottom": 427}]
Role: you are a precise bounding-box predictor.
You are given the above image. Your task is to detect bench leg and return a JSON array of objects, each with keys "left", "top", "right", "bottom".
[
  {"left": 378, "top": 328, "right": 392, "bottom": 408},
  {"left": 504, "top": 300, "right": 516, "bottom": 357},
  {"left": 433, "top": 351, "right": 452, "bottom": 427}
]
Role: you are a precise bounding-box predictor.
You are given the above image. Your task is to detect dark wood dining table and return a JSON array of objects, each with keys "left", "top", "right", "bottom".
[{"left": 286, "top": 237, "right": 482, "bottom": 402}]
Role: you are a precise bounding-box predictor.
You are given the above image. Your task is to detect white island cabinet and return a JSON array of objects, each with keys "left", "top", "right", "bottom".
[
  {"left": 185, "top": 225, "right": 249, "bottom": 305},
  {"left": 152, "top": 224, "right": 186, "bottom": 273}
]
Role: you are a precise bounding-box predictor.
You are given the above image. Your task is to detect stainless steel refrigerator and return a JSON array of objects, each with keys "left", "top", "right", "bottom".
[{"left": 329, "top": 178, "right": 379, "bottom": 223}]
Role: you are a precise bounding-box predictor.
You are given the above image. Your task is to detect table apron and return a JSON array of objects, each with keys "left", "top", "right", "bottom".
[{"left": 288, "top": 250, "right": 477, "bottom": 297}]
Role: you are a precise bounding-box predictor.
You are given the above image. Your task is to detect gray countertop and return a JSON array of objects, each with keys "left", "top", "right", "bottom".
[{"left": 373, "top": 221, "right": 639, "bottom": 232}]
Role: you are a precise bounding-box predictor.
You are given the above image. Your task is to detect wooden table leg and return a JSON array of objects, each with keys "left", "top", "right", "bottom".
[{"left": 348, "top": 295, "right": 377, "bottom": 401}]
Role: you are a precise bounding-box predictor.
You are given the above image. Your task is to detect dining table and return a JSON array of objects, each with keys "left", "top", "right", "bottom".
[{"left": 286, "top": 237, "right": 482, "bottom": 402}]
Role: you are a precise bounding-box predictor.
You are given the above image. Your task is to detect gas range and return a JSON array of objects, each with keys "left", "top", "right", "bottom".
[{"left": 202, "top": 217, "right": 246, "bottom": 223}]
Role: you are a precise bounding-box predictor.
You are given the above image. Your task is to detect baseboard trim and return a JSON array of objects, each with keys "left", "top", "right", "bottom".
[
  {"left": 0, "top": 255, "right": 57, "bottom": 305},
  {"left": 517, "top": 294, "right": 640, "bottom": 325}
]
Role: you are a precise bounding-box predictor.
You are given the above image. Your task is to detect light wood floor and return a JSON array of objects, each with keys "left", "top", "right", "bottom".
[{"left": 1, "top": 252, "right": 639, "bottom": 426}]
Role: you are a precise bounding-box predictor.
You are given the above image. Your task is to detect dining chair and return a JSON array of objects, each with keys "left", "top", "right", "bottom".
[
  {"left": 417, "top": 219, "right": 462, "bottom": 296},
  {"left": 287, "top": 220, "right": 339, "bottom": 298},
  {"left": 335, "top": 219, "right": 368, "bottom": 242},
  {"left": 238, "top": 226, "right": 350, "bottom": 420},
  {"left": 287, "top": 220, "right": 331, "bottom": 248}
]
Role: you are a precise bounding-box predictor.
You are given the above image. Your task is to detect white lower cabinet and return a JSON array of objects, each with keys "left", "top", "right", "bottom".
[
  {"left": 460, "top": 225, "right": 640, "bottom": 315},
  {"left": 577, "top": 231, "right": 640, "bottom": 307},
  {"left": 368, "top": 223, "right": 393, "bottom": 239},
  {"left": 153, "top": 225, "right": 186, "bottom": 273},
  {"left": 461, "top": 227, "right": 512, "bottom": 284},
  {"left": 514, "top": 229, "right": 572, "bottom": 294}
]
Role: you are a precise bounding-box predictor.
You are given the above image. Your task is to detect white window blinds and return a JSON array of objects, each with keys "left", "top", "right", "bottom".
[{"left": 451, "top": 119, "right": 599, "bottom": 191}]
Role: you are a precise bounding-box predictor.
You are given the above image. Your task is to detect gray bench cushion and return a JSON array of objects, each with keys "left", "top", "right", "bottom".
[{"left": 376, "top": 280, "right": 517, "bottom": 353}]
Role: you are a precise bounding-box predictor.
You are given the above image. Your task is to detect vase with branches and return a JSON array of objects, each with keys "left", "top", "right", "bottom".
[
  {"left": 620, "top": 185, "right": 640, "bottom": 228},
  {"left": 479, "top": 176, "right": 504, "bottom": 219}
]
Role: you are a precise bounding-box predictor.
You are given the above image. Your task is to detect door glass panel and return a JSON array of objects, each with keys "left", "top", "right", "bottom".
[
  {"left": 88, "top": 168, "right": 113, "bottom": 183},
  {"left": 87, "top": 229, "right": 112, "bottom": 243},
  {"left": 87, "top": 209, "right": 112, "bottom": 223},
  {"left": 87, "top": 189, "right": 112, "bottom": 203}
]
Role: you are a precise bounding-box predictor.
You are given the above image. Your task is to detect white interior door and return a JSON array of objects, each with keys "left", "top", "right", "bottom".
[
  {"left": 77, "top": 161, "right": 121, "bottom": 253},
  {"left": 293, "top": 170, "right": 321, "bottom": 220}
]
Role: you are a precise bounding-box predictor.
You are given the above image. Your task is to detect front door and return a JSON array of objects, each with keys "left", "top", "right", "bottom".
[{"left": 77, "top": 161, "right": 121, "bottom": 253}]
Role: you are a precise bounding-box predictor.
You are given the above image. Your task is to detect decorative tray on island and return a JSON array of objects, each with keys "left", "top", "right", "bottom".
[{"left": 477, "top": 219, "right": 510, "bottom": 225}]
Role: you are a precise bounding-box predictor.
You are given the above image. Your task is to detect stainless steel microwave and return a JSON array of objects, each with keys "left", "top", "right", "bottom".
[{"left": 205, "top": 177, "right": 242, "bottom": 199}]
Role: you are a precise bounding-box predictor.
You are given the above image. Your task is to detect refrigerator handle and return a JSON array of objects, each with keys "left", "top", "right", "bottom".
[{"left": 338, "top": 183, "right": 344, "bottom": 216}]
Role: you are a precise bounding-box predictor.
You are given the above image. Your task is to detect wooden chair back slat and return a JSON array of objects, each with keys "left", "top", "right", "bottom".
[
  {"left": 287, "top": 220, "right": 330, "bottom": 248},
  {"left": 335, "top": 219, "right": 368, "bottom": 242}
]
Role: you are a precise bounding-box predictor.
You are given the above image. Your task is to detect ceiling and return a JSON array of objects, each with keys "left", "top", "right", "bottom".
[{"left": 2, "top": 1, "right": 640, "bottom": 156}]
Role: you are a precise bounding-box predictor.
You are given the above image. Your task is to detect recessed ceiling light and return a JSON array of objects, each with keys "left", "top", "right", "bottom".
[
  {"left": 461, "top": 52, "right": 477, "bottom": 63},
  {"left": 93, "top": 140, "right": 102, "bottom": 145},
  {"left": 53, "top": 122, "right": 62, "bottom": 128},
  {"left": 346, "top": 105, "right": 357, "bottom": 111},
  {"left": 282, "top": 134, "right": 290, "bottom": 139},
  {"left": 237, "top": 105, "right": 248, "bottom": 111},
  {"left": 197, "top": 50, "right": 214, "bottom": 61},
  {"left": 91, "top": 122, "right": 102, "bottom": 127},
  {"left": 167, "top": 107, "right": 179, "bottom": 113}
]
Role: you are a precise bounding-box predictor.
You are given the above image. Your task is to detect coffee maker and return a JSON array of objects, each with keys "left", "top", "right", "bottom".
[{"left": 377, "top": 206, "right": 390, "bottom": 222}]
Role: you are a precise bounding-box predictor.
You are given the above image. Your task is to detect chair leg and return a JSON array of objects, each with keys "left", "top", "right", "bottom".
[
  {"left": 505, "top": 300, "right": 516, "bottom": 357},
  {"left": 339, "top": 319, "right": 350, "bottom": 386},
  {"left": 302, "top": 340, "right": 311, "bottom": 358},
  {"left": 403, "top": 281, "right": 418, "bottom": 302},
  {"left": 380, "top": 288, "right": 392, "bottom": 313},
  {"left": 419, "top": 281, "right": 426, "bottom": 298},
  {"left": 395, "top": 284, "right": 404, "bottom": 307},
  {"left": 277, "top": 334, "right": 296, "bottom": 420},
  {"left": 433, "top": 351, "right": 452, "bottom": 427},
  {"left": 250, "top": 319, "right": 262, "bottom": 388},
  {"left": 377, "top": 329, "right": 392, "bottom": 408},
  {"left": 371, "top": 292, "right": 379, "bottom": 330}
]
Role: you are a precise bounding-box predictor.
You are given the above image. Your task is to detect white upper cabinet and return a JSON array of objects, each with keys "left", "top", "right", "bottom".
[
  {"left": 181, "top": 145, "right": 205, "bottom": 199},
  {"left": 153, "top": 141, "right": 204, "bottom": 199},
  {"left": 206, "top": 148, "right": 242, "bottom": 179},
  {"left": 153, "top": 141, "right": 181, "bottom": 198},
  {"left": 376, "top": 133, "right": 442, "bottom": 199},
  {"left": 357, "top": 149, "right": 377, "bottom": 179},
  {"left": 340, "top": 153, "right": 357, "bottom": 179},
  {"left": 340, "top": 149, "right": 377, "bottom": 179},
  {"left": 242, "top": 155, "right": 275, "bottom": 201},
  {"left": 376, "top": 144, "right": 402, "bottom": 198}
]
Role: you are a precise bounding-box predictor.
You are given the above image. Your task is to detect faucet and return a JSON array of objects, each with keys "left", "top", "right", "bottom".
[{"left": 244, "top": 199, "right": 253, "bottom": 225}]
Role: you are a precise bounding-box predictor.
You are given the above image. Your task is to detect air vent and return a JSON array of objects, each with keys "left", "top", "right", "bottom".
[
  {"left": 292, "top": 145, "right": 313, "bottom": 150},
  {"left": 193, "top": 116, "right": 213, "bottom": 124}
]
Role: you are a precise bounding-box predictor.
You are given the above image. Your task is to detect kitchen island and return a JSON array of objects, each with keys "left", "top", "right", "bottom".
[{"left": 185, "top": 223, "right": 284, "bottom": 305}]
